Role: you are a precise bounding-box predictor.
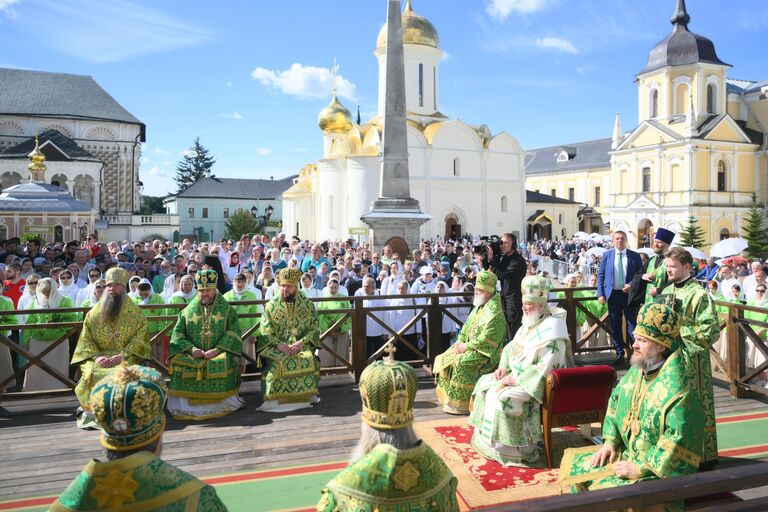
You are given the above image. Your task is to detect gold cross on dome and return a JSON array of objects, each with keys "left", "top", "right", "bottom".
[{"left": 384, "top": 342, "right": 397, "bottom": 364}]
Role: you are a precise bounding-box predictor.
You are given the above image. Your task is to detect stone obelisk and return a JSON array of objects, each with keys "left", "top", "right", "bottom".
[{"left": 361, "top": 0, "right": 430, "bottom": 253}]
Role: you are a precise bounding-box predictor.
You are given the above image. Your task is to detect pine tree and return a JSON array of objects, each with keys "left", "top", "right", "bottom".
[
  {"left": 679, "top": 215, "right": 707, "bottom": 248},
  {"left": 174, "top": 138, "right": 215, "bottom": 192},
  {"left": 743, "top": 192, "right": 768, "bottom": 259},
  {"left": 223, "top": 209, "right": 258, "bottom": 241}
]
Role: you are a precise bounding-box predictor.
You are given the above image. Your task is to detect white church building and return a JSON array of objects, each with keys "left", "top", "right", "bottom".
[{"left": 282, "top": 0, "right": 526, "bottom": 243}]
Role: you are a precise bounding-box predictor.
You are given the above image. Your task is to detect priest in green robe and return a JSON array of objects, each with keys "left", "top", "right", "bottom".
[
  {"left": 640, "top": 227, "right": 674, "bottom": 305},
  {"left": 258, "top": 267, "right": 322, "bottom": 412},
  {"left": 659, "top": 246, "right": 720, "bottom": 464},
  {"left": 470, "top": 275, "right": 574, "bottom": 465},
  {"left": 72, "top": 267, "right": 151, "bottom": 429},
  {"left": 434, "top": 270, "right": 507, "bottom": 414},
  {"left": 51, "top": 365, "right": 227, "bottom": 511},
  {"left": 167, "top": 269, "right": 245, "bottom": 420},
  {"left": 317, "top": 345, "right": 459, "bottom": 511},
  {"left": 558, "top": 303, "right": 703, "bottom": 511}
]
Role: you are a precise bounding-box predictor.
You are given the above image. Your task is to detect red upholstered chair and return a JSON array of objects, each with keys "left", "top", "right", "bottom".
[{"left": 541, "top": 365, "right": 617, "bottom": 468}]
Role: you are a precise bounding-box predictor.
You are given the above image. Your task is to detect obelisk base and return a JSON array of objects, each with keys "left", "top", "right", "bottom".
[{"left": 361, "top": 207, "right": 430, "bottom": 254}]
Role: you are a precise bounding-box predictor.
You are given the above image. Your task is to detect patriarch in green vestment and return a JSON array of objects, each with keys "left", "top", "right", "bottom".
[
  {"left": 317, "top": 345, "right": 459, "bottom": 511},
  {"left": 559, "top": 303, "right": 703, "bottom": 512},
  {"left": 470, "top": 275, "right": 574, "bottom": 465},
  {"left": 72, "top": 268, "right": 151, "bottom": 429},
  {"left": 258, "top": 267, "right": 322, "bottom": 412},
  {"left": 51, "top": 365, "right": 227, "bottom": 511},
  {"left": 659, "top": 246, "right": 719, "bottom": 464},
  {"left": 167, "top": 269, "right": 245, "bottom": 420},
  {"left": 434, "top": 270, "right": 507, "bottom": 414}
]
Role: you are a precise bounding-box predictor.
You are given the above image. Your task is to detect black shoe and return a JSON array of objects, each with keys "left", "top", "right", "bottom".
[{"left": 612, "top": 354, "right": 626, "bottom": 367}]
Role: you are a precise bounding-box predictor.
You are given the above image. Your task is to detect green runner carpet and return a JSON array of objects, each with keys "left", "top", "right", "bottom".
[{"left": 2, "top": 410, "right": 766, "bottom": 512}]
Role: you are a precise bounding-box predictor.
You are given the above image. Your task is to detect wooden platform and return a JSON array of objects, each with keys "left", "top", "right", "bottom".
[{"left": 1, "top": 372, "right": 767, "bottom": 504}]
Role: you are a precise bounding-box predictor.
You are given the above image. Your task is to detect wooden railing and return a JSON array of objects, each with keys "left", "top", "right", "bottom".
[{"left": 0, "top": 288, "right": 766, "bottom": 401}]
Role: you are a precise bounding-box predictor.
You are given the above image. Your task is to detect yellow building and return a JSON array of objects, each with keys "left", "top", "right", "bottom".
[{"left": 526, "top": 0, "right": 767, "bottom": 247}]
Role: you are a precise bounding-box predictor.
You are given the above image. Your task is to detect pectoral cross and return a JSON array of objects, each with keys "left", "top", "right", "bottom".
[{"left": 529, "top": 325, "right": 555, "bottom": 344}]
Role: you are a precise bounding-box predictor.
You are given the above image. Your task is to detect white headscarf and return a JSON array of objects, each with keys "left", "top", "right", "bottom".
[
  {"left": 171, "top": 275, "right": 197, "bottom": 301},
  {"left": 137, "top": 278, "right": 155, "bottom": 305},
  {"left": 36, "top": 278, "right": 65, "bottom": 309},
  {"left": 57, "top": 273, "right": 81, "bottom": 304},
  {"left": 128, "top": 276, "right": 141, "bottom": 299}
]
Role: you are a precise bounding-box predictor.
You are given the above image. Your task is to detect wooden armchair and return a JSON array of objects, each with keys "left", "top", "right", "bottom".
[{"left": 541, "top": 365, "right": 616, "bottom": 468}]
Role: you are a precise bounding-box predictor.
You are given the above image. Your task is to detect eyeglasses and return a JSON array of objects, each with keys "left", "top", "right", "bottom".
[
  {"left": 95, "top": 285, "right": 105, "bottom": 289},
  {"left": 61, "top": 276, "right": 72, "bottom": 280},
  {"left": 757, "top": 289, "right": 767, "bottom": 293},
  {"left": 27, "top": 281, "right": 38, "bottom": 286}
]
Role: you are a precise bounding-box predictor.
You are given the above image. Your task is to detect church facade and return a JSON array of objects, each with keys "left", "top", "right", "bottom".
[
  {"left": 526, "top": 0, "right": 767, "bottom": 247},
  {"left": 282, "top": 1, "right": 526, "bottom": 243}
]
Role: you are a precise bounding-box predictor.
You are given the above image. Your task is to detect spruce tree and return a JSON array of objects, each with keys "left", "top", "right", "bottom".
[
  {"left": 223, "top": 209, "right": 258, "bottom": 240},
  {"left": 174, "top": 138, "right": 216, "bottom": 192},
  {"left": 743, "top": 192, "right": 768, "bottom": 259},
  {"left": 679, "top": 215, "right": 707, "bottom": 248}
]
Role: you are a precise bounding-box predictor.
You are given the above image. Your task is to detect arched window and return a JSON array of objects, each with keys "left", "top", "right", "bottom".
[
  {"left": 54, "top": 225, "right": 64, "bottom": 243},
  {"left": 453, "top": 157, "right": 460, "bottom": 177},
  {"left": 650, "top": 89, "right": 659, "bottom": 118},
  {"left": 642, "top": 167, "right": 651, "bottom": 193},
  {"left": 0, "top": 225, "right": 7, "bottom": 241},
  {"left": 558, "top": 213, "right": 563, "bottom": 224},
  {"left": 418, "top": 63, "right": 424, "bottom": 107},
  {"left": 706, "top": 84, "right": 716, "bottom": 114},
  {"left": 501, "top": 195, "right": 508, "bottom": 213},
  {"left": 719, "top": 228, "right": 730, "bottom": 241},
  {"left": 717, "top": 160, "right": 727, "bottom": 192},
  {"left": 675, "top": 83, "right": 690, "bottom": 116}
]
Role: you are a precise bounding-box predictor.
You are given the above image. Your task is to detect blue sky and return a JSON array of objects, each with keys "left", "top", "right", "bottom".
[{"left": 1, "top": 0, "right": 766, "bottom": 197}]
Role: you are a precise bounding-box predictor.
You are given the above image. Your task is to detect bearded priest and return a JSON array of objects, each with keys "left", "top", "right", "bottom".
[
  {"left": 257, "top": 267, "right": 322, "bottom": 412},
  {"left": 167, "top": 270, "right": 245, "bottom": 420},
  {"left": 433, "top": 270, "right": 507, "bottom": 414},
  {"left": 558, "top": 303, "right": 703, "bottom": 509},
  {"left": 469, "top": 275, "right": 574, "bottom": 465}
]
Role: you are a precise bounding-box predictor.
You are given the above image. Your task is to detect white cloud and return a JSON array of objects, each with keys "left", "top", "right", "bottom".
[
  {"left": 576, "top": 64, "right": 597, "bottom": 75},
  {"left": 441, "top": 51, "right": 451, "bottom": 62},
  {"left": 536, "top": 37, "right": 578, "bottom": 54},
  {"left": 153, "top": 147, "right": 170, "bottom": 155},
  {"left": 251, "top": 63, "right": 358, "bottom": 101},
  {"left": 219, "top": 112, "right": 243, "bottom": 120},
  {"left": 294, "top": 147, "right": 309, "bottom": 153},
  {"left": 257, "top": 148, "right": 271, "bottom": 156},
  {"left": 15, "top": 0, "right": 211, "bottom": 63},
  {"left": 486, "top": 0, "right": 552, "bottom": 21},
  {"left": 0, "top": 0, "right": 20, "bottom": 18},
  {"left": 180, "top": 149, "right": 197, "bottom": 158}
]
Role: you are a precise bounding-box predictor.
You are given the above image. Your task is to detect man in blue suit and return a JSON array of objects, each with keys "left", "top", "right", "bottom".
[{"left": 597, "top": 231, "right": 642, "bottom": 366}]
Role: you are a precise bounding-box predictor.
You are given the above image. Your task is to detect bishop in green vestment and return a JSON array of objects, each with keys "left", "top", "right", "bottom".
[
  {"left": 434, "top": 270, "right": 507, "bottom": 414},
  {"left": 470, "top": 276, "right": 574, "bottom": 465},
  {"left": 559, "top": 304, "right": 703, "bottom": 512},
  {"left": 317, "top": 346, "right": 459, "bottom": 511},
  {"left": 258, "top": 267, "right": 322, "bottom": 412},
  {"left": 640, "top": 227, "right": 675, "bottom": 305},
  {"left": 51, "top": 365, "right": 226, "bottom": 511},
  {"left": 167, "top": 269, "right": 245, "bottom": 420},
  {"left": 72, "top": 268, "right": 151, "bottom": 429},
  {"left": 659, "top": 247, "right": 720, "bottom": 464}
]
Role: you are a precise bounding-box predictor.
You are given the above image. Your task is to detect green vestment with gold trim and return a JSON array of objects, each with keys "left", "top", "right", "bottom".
[
  {"left": 659, "top": 277, "right": 720, "bottom": 462},
  {"left": 316, "top": 442, "right": 459, "bottom": 512},
  {"left": 558, "top": 349, "right": 702, "bottom": 512},
  {"left": 259, "top": 293, "right": 321, "bottom": 404},
  {"left": 168, "top": 293, "right": 242, "bottom": 401},
  {"left": 50, "top": 451, "right": 226, "bottom": 511},
  {"left": 71, "top": 299, "right": 151, "bottom": 409},
  {"left": 644, "top": 255, "right": 668, "bottom": 305},
  {"left": 433, "top": 293, "right": 507, "bottom": 414}
]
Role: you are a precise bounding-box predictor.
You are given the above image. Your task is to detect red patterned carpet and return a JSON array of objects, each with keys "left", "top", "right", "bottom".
[{"left": 414, "top": 419, "right": 590, "bottom": 509}]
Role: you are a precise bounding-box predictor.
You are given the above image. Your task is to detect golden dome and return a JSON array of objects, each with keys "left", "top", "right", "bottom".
[
  {"left": 27, "top": 132, "right": 47, "bottom": 182},
  {"left": 376, "top": 0, "right": 440, "bottom": 51},
  {"left": 318, "top": 92, "right": 353, "bottom": 133}
]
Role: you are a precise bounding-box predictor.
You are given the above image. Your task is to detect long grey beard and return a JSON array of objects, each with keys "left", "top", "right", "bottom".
[
  {"left": 630, "top": 352, "right": 664, "bottom": 372},
  {"left": 521, "top": 310, "right": 544, "bottom": 328},
  {"left": 101, "top": 292, "right": 124, "bottom": 324}
]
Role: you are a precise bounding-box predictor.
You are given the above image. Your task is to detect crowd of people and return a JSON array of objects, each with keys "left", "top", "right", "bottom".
[{"left": 0, "top": 229, "right": 767, "bottom": 510}]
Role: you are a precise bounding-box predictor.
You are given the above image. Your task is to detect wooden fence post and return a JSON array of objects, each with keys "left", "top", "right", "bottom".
[
  {"left": 726, "top": 303, "right": 747, "bottom": 398},
  {"left": 351, "top": 298, "right": 367, "bottom": 383},
  {"left": 427, "top": 295, "right": 443, "bottom": 363}
]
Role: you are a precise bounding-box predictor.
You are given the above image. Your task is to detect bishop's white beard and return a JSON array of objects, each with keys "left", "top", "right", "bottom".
[
  {"left": 473, "top": 294, "right": 490, "bottom": 307},
  {"left": 521, "top": 308, "right": 545, "bottom": 328}
]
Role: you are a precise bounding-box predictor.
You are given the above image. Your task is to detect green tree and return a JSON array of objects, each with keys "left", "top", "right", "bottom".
[
  {"left": 743, "top": 192, "right": 768, "bottom": 259},
  {"left": 140, "top": 195, "right": 167, "bottom": 215},
  {"left": 174, "top": 137, "right": 215, "bottom": 192},
  {"left": 223, "top": 209, "right": 258, "bottom": 241},
  {"left": 679, "top": 215, "right": 707, "bottom": 248}
]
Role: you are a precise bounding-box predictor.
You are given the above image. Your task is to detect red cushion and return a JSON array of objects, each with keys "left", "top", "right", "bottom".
[{"left": 549, "top": 366, "right": 616, "bottom": 415}]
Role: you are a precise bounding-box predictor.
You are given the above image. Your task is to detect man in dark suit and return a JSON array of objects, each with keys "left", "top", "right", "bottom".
[{"left": 597, "top": 231, "right": 642, "bottom": 366}]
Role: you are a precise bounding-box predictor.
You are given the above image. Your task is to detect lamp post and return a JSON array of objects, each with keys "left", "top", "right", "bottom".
[{"left": 250, "top": 204, "right": 274, "bottom": 234}]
